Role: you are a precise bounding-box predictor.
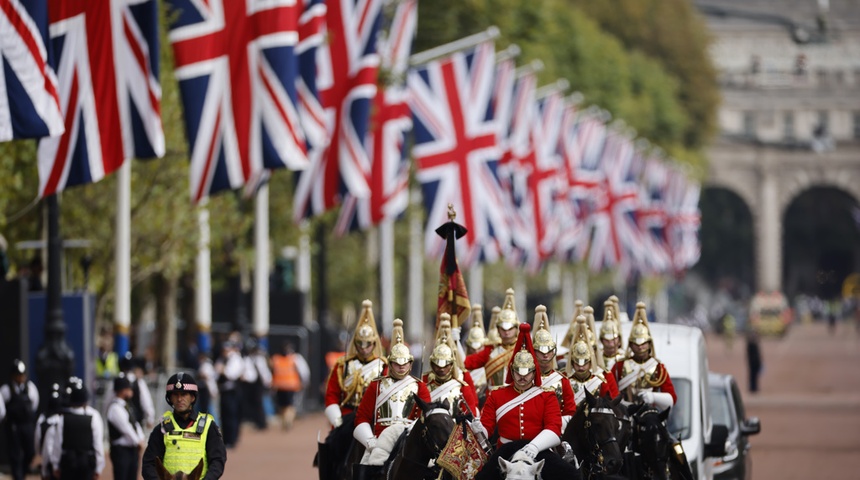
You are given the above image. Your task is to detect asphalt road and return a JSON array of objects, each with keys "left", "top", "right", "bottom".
[{"left": 9, "top": 319, "right": 860, "bottom": 479}]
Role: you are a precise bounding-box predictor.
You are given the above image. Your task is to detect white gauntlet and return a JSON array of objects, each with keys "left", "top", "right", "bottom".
[
  {"left": 354, "top": 422, "right": 377, "bottom": 451},
  {"left": 324, "top": 404, "right": 343, "bottom": 428}
]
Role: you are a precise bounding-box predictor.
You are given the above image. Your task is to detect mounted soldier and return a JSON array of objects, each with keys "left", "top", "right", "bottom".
[
  {"left": 464, "top": 305, "right": 490, "bottom": 402},
  {"left": 423, "top": 315, "right": 479, "bottom": 417},
  {"left": 465, "top": 288, "right": 520, "bottom": 390},
  {"left": 318, "top": 300, "right": 387, "bottom": 480},
  {"left": 611, "top": 302, "right": 676, "bottom": 409},
  {"left": 353, "top": 319, "right": 431, "bottom": 478},
  {"left": 566, "top": 315, "right": 620, "bottom": 405},
  {"left": 531, "top": 306, "right": 576, "bottom": 432},
  {"left": 599, "top": 302, "right": 625, "bottom": 371}
]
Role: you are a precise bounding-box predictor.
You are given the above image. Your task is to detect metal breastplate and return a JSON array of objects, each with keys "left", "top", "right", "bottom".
[
  {"left": 541, "top": 373, "right": 565, "bottom": 409},
  {"left": 375, "top": 377, "right": 419, "bottom": 426},
  {"left": 603, "top": 353, "right": 623, "bottom": 371},
  {"left": 621, "top": 358, "right": 659, "bottom": 391},
  {"left": 429, "top": 379, "right": 463, "bottom": 415},
  {"left": 342, "top": 358, "right": 384, "bottom": 407}
]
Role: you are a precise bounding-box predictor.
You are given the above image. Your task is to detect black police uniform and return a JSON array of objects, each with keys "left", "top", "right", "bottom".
[{"left": 3, "top": 363, "right": 37, "bottom": 480}]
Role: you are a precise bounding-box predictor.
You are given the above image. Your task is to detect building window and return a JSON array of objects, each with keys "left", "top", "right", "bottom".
[
  {"left": 783, "top": 111, "right": 795, "bottom": 141},
  {"left": 743, "top": 112, "right": 755, "bottom": 138}
]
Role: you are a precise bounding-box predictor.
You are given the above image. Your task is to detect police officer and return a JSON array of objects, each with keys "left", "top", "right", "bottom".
[
  {"left": 141, "top": 372, "right": 227, "bottom": 479},
  {"left": 35, "top": 383, "right": 64, "bottom": 480},
  {"left": 107, "top": 375, "right": 145, "bottom": 480},
  {"left": 45, "top": 377, "right": 104, "bottom": 480},
  {"left": 1, "top": 359, "right": 40, "bottom": 480}
]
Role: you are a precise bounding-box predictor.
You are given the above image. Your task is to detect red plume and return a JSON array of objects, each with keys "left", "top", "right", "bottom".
[{"left": 505, "top": 322, "right": 542, "bottom": 387}]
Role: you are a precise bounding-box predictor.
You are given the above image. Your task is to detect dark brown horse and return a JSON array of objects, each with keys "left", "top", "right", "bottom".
[
  {"left": 627, "top": 404, "right": 672, "bottom": 480},
  {"left": 562, "top": 389, "right": 625, "bottom": 479},
  {"left": 386, "top": 397, "right": 456, "bottom": 480},
  {"left": 154, "top": 457, "right": 203, "bottom": 480}
]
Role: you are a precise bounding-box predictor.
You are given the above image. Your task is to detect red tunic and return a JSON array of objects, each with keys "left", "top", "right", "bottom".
[
  {"left": 541, "top": 370, "right": 577, "bottom": 417},
  {"left": 324, "top": 356, "right": 387, "bottom": 415},
  {"left": 601, "top": 370, "right": 620, "bottom": 399},
  {"left": 611, "top": 360, "right": 677, "bottom": 404},
  {"left": 420, "top": 371, "right": 479, "bottom": 416},
  {"left": 480, "top": 385, "right": 562, "bottom": 447},
  {"left": 464, "top": 345, "right": 493, "bottom": 370},
  {"left": 354, "top": 376, "right": 432, "bottom": 437}
]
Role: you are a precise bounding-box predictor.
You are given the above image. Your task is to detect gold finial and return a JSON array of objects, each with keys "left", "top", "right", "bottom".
[{"left": 447, "top": 204, "right": 457, "bottom": 221}]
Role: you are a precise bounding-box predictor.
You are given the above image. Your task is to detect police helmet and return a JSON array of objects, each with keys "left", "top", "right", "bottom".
[
  {"left": 66, "top": 377, "right": 89, "bottom": 405},
  {"left": 165, "top": 372, "right": 198, "bottom": 406},
  {"left": 11, "top": 359, "right": 26, "bottom": 375}
]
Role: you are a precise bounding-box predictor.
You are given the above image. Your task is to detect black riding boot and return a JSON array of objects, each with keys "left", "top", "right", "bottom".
[
  {"left": 316, "top": 442, "right": 336, "bottom": 480},
  {"left": 352, "top": 464, "right": 383, "bottom": 480}
]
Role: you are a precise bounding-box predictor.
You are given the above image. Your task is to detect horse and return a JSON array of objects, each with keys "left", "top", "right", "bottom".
[
  {"left": 385, "top": 397, "right": 456, "bottom": 480},
  {"left": 316, "top": 411, "right": 363, "bottom": 480},
  {"left": 562, "top": 389, "right": 625, "bottom": 479},
  {"left": 154, "top": 458, "right": 204, "bottom": 480},
  {"left": 498, "top": 458, "right": 544, "bottom": 479},
  {"left": 627, "top": 404, "right": 673, "bottom": 480}
]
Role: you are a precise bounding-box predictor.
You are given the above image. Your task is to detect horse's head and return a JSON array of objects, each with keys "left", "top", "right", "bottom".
[
  {"left": 498, "top": 457, "right": 544, "bottom": 479},
  {"left": 413, "top": 397, "right": 455, "bottom": 457},
  {"left": 565, "top": 389, "right": 624, "bottom": 475},
  {"left": 629, "top": 403, "right": 672, "bottom": 478},
  {"left": 154, "top": 458, "right": 204, "bottom": 480}
]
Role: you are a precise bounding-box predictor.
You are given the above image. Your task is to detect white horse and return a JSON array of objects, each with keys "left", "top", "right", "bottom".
[{"left": 498, "top": 457, "right": 545, "bottom": 479}]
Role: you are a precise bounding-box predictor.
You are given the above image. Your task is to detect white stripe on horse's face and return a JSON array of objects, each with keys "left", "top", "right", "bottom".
[{"left": 498, "top": 457, "right": 544, "bottom": 479}]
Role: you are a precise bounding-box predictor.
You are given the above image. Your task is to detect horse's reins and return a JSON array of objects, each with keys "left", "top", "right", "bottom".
[
  {"left": 394, "top": 407, "right": 451, "bottom": 477},
  {"left": 633, "top": 408, "right": 669, "bottom": 480},
  {"left": 584, "top": 406, "right": 619, "bottom": 476}
]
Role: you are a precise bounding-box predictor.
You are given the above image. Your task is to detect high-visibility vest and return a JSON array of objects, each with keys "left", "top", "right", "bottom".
[
  {"left": 272, "top": 354, "right": 302, "bottom": 392},
  {"left": 161, "top": 412, "right": 213, "bottom": 478},
  {"left": 325, "top": 351, "right": 345, "bottom": 373}
]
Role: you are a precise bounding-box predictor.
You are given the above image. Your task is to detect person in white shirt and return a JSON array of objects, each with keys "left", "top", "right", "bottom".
[
  {"left": 215, "top": 341, "right": 244, "bottom": 448},
  {"left": 1, "top": 359, "right": 40, "bottom": 480},
  {"left": 119, "top": 353, "right": 156, "bottom": 430},
  {"left": 35, "top": 383, "right": 64, "bottom": 480},
  {"left": 45, "top": 377, "right": 104, "bottom": 480},
  {"left": 107, "top": 375, "right": 145, "bottom": 480}
]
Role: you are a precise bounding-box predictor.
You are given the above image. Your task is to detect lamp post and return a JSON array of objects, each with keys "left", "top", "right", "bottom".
[{"left": 35, "top": 195, "right": 74, "bottom": 403}]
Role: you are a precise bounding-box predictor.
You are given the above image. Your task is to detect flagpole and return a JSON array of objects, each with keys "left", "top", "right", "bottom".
[
  {"left": 253, "top": 183, "right": 270, "bottom": 350},
  {"left": 115, "top": 160, "right": 131, "bottom": 356},
  {"left": 495, "top": 44, "right": 521, "bottom": 63},
  {"left": 409, "top": 26, "right": 501, "bottom": 66},
  {"left": 380, "top": 218, "right": 395, "bottom": 338},
  {"left": 513, "top": 272, "right": 526, "bottom": 325},
  {"left": 408, "top": 188, "right": 423, "bottom": 344},
  {"left": 196, "top": 202, "right": 212, "bottom": 355},
  {"left": 561, "top": 267, "right": 575, "bottom": 322},
  {"left": 298, "top": 222, "right": 312, "bottom": 327},
  {"left": 468, "top": 264, "right": 483, "bottom": 311},
  {"left": 535, "top": 79, "right": 570, "bottom": 99}
]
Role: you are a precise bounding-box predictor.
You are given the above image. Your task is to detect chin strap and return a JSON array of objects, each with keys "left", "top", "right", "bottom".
[{"left": 324, "top": 404, "right": 343, "bottom": 428}]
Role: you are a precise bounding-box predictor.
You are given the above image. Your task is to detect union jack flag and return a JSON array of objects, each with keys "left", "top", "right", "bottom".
[
  {"left": 587, "top": 129, "right": 644, "bottom": 272},
  {"left": 637, "top": 156, "right": 672, "bottom": 273},
  {"left": 666, "top": 168, "right": 701, "bottom": 271},
  {"left": 510, "top": 86, "right": 567, "bottom": 271},
  {"left": 0, "top": 0, "right": 63, "bottom": 142},
  {"left": 168, "top": 0, "right": 308, "bottom": 203},
  {"left": 557, "top": 105, "right": 608, "bottom": 261},
  {"left": 409, "top": 41, "right": 512, "bottom": 267},
  {"left": 335, "top": 0, "right": 416, "bottom": 234},
  {"left": 293, "top": 0, "right": 383, "bottom": 220},
  {"left": 38, "top": 0, "right": 161, "bottom": 197}
]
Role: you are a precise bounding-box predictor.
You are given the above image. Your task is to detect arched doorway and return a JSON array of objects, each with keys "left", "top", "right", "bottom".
[
  {"left": 693, "top": 187, "right": 755, "bottom": 297},
  {"left": 782, "top": 187, "right": 860, "bottom": 300}
]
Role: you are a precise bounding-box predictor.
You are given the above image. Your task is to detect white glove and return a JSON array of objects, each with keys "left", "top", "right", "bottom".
[
  {"left": 469, "top": 419, "right": 487, "bottom": 438},
  {"left": 561, "top": 415, "right": 572, "bottom": 434},
  {"left": 451, "top": 327, "right": 462, "bottom": 342},
  {"left": 324, "top": 404, "right": 343, "bottom": 428},
  {"left": 511, "top": 443, "right": 539, "bottom": 463},
  {"left": 637, "top": 390, "right": 654, "bottom": 405},
  {"left": 639, "top": 390, "right": 673, "bottom": 410},
  {"left": 365, "top": 437, "right": 378, "bottom": 452}
]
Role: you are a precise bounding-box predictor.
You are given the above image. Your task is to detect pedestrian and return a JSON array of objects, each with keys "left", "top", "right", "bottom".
[
  {"left": 215, "top": 341, "right": 244, "bottom": 448},
  {"left": 1, "top": 359, "right": 40, "bottom": 480},
  {"left": 45, "top": 377, "right": 105, "bottom": 480},
  {"left": 746, "top": 330, "right": 762, "bottom": 393},
  {"left": 119, "top": 352, "right": 156, "bottom": 430},
  {"left": 35, "top": 383, "right": 64, "bottom": 480},
  {"left": 141, "top": 372, "right": 226, "bottom": 479},
  {"left": 107, "top": 375, "right": 146, "bottom": 480},
  {"left": 242, "top": 339, "right": 271, "bottom": 430},
  {"left": 271, "top": 341, "right": 309, "bottom": 430},
  {"left": 196, "top": 352, "right": 219, "bottom": 417}
]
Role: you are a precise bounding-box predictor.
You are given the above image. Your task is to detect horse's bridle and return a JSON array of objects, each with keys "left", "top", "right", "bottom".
[
  {"left": 583, "top": 406, "right": 620, "bottom": 476},
  {"left": 417, "top": 407, "right": 451, "bottom": 457},
  {"left": 632, "top": 408, "right": 670, "bottom": 479}
]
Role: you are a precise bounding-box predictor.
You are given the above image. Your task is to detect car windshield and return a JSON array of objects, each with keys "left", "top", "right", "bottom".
[
  {"left": 667, "top": 378, "right": 692, "bottom": 440},
  {"left": 709, "top": 382, "right": 737, "bottom": 430}
]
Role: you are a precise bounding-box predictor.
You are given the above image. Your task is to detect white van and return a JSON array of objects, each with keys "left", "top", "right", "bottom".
[{"left": 552, "top": 321, "right": 728, "bottom": 480}]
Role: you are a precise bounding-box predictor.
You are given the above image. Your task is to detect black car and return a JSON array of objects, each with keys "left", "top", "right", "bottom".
[{"left": 708, "top": 372, "right": 761, "bottom": 480}]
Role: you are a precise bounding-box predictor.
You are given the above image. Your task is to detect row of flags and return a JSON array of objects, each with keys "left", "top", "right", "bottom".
[{"left": 1, "top": 0, "right": 700, "bottom": 277}]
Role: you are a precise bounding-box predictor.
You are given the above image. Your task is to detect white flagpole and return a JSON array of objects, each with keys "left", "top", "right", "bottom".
[
  {"left": 253, "top": 183, "right": 270, "bottom": 348},
  {"left": 196, "top": 201, "right": 212, "bottom": 354},
  {"left": 561, "top": 268, "right": 575, "bottom": 322},
  {"left": 410, "top": 26, "right": 501, "bottom": 66},
  {"left": 380, "top": 219, "right": 395, "bottom": 338},
  {"left": 514, "top": 271, "right": 527, "bottom": 324},
  {"left": 468, "top": 264, "right": 483, "bottom": 310},
  {"left": 115, "top": 161, "right": 131, "bottom": 356},
  {"left": 408, "top": 188, "right": 423, "bottom": 344},
  {"left": 298, "top": 222, "right": 312, "bottom": 327}
]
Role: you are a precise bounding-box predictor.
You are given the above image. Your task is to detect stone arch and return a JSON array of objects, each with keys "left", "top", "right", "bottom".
[
  {"left": 778, "top": 168, "right": 860, "bottom": 218},
  {"left": 704, "top": 178, "right": 756, "bottom": 217}
]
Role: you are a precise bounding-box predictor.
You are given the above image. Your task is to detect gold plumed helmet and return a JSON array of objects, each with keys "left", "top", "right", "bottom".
[
  {"left": 507, "top": 324, "right": 540, "bottom": 384},
  {"left": 486, "top": 306, "right": 502, "bottom": 345},
  {"left": 347, "top": 300, "right": 383, "bottom": 360},
  {"left": 627, "top": 302, "right": 655, "bottom": 354},
  {"left": 466, "top": 305, "right": 488, "bottom": 350},
  {"left": 561, "top": 300, "right": 585, "bottom": 349},
  {"left": 566, "top": 316, "right": 597, "bottom": 372},
  {"left": 608, "top": 295, "right": 624, "bottom": 321},
  {"left": 496, "top": 288, "right": 518, "bottom": 331},
  {"left": 532, "top": 305, "right": 556, "bottom": 354},
  {"left": 430, "top": 316, "right": 456, "bottom": 368},
  {"left": 600, "top": 303, "right": 621, "bottom": 340},
  {"left": 388, "top": 319, "right": 414, "bottom": 366}
]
